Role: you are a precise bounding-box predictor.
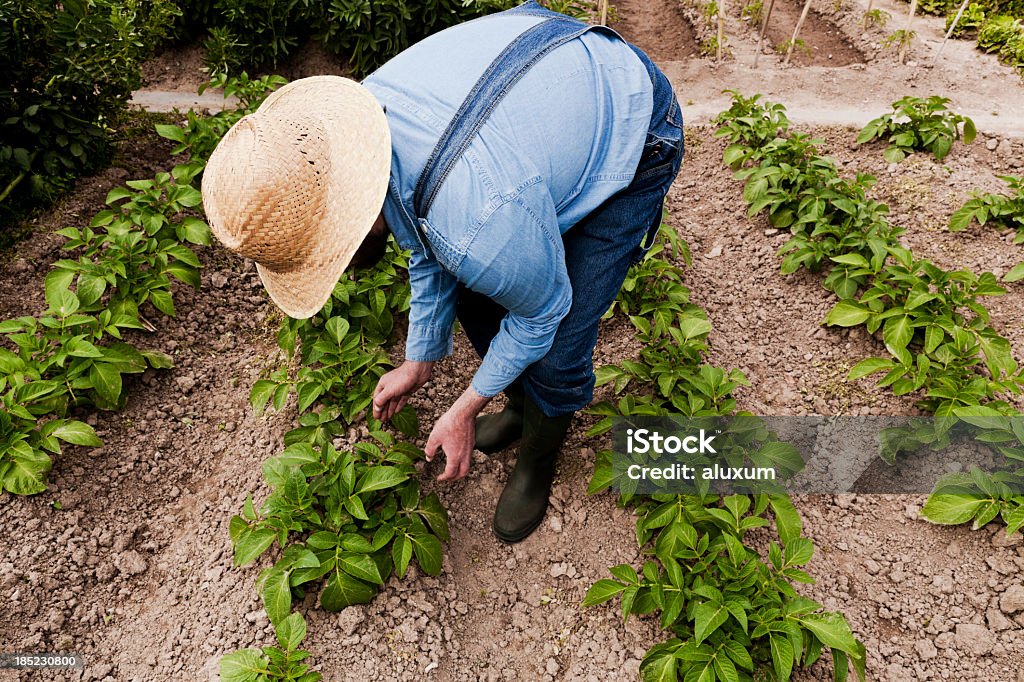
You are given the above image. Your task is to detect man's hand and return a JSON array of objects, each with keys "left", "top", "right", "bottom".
[
  {"left": 426, "top": 387, "right": 490, "bottom": 481},
  {"left": 373, "top": 360, "right": 434, "bottom": 421}
]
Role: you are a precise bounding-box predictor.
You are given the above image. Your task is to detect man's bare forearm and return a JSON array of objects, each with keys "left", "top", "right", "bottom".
[{"left": 450, "top": 384, "right": 491, "bottom": 419}]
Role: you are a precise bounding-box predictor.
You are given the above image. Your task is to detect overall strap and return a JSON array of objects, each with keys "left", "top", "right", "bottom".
[{"left": 412, "top": 2, "right": 617, "bottom": 221}]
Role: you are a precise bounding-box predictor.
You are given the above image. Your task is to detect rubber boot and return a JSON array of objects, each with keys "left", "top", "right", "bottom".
[
  {"left": 492, "top": 397, "right": 573, "bottom": 543},
  {"left": 474, "top": 381, "right": 525, "bottom": 454}
]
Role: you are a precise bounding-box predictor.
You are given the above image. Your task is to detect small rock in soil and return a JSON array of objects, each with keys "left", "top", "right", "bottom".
[{"left": 999, "top": 584, "right": 1024, "bottom": 614}]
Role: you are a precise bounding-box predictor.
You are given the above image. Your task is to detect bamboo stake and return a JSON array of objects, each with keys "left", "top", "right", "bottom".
[
  {"left": 598, "top": 0, "right": 608, "bottom": 26},
  {"left": 754, "top": 0, "right": 777, "bottom": 67},
  {"left": 717, "top": 0, "right": 726, "bottom": 60},
  {"left": 936, "top": 0, "right": 970, "bottom": 59},
  {"left": 866, "top": 0, "right": 874, "bottom": 13},
  {"left": 784, "top": 0, "right": 813, "bottom": 66},
  {"left": 899, "top": 0, "right": 918, "bottom": 64}
]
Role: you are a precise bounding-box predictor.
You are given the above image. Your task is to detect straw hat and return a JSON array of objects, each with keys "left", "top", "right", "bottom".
[{"left": 202, "top": 76, "right": 391, "bottom": 319}]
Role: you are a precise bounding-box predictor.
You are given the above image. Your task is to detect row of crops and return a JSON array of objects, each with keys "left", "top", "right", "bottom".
[
  {"left": 3, "top": 70, "right": 1023, "bottom": 678},
  {"left": 908, "top": 0, "right": 1024, "bottom": 71}
]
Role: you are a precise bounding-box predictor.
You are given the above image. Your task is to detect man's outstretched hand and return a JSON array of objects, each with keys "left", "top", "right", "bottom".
[
  {"left": 426, "top": 387, "right": 490, "bottom": 482},
  {"left": 372, "top": 360, "right": 434, "bottom": 421}
]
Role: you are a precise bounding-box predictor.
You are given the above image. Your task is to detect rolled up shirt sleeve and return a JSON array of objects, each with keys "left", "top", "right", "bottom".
[
  {"left": 404, "top": 247, "right": 458, "bottom": 362},
  {"left": 456, "top": 184, "right": 572, "bottom": 397}
]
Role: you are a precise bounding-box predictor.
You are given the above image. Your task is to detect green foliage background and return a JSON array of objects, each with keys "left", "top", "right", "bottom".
[{"left": 0, "top": 0, "right": 179, "bottom": 228}]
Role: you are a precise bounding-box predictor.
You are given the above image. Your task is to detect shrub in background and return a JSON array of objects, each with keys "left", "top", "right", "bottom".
[
  {"left": 174, "top": 0, "right": 529, "bottom": 77},
  {"left": 0, "top": 0, "right": 179, "bottom": 227}
]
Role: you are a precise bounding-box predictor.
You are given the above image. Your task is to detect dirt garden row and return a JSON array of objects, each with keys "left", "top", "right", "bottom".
[{"left": 3, "top": 0, "right": 1024, "bottom": 680}]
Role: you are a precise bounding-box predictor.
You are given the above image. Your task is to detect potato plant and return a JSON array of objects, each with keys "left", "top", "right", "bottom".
[
  {"left": 156, "top": 72, "right": 288, "bottom": 166},
  {"left": 716, "top": 91, "right": 1024, "bottom": 533},
  {"left": 51, "top": 164, "right": 210, "bottom": 321},
  {"left": 585, "top": 227, "right": 866, "bottom": 681},
  {"left": 584, "top": 494, "right": 865, "bottom": 682},
  {"left": 0, "top": 292, "right": 172, "bottom": 494},
  {"left": 0, "top": 72, "right": 281, "bottom": 497},
  {"left": 950, "top": 174, "right": 1024, "bottom": 244},
  {"left": 220, "top": 612, "right": 321, "bottom": 682},
  {"left": 856, "top": 96, "right": 977, "bottom": 163},
  {"left": 229, "top": 426, "right": 448, "bottom": 622},
  {"left": 252, "top": 241, "right": 412, "bottom": 425}
]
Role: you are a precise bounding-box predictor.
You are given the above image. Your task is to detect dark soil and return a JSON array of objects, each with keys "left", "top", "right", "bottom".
[
  {"left": 612, "top": 0, "right": 702, "bottom": 60},
  {"left": 141, "top": 40, "right": 349, "bottom": 94},
  {"left": 759, "top": 0, "right": 866, "bottom": 66}
]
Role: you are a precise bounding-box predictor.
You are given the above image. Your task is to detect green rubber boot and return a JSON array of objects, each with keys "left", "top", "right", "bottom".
[
  {"left": 474, "top": 381, "right": 525, "bottom": 454},
  {"left": 492, "top": 397, "right": 573, "bottom": 544}
]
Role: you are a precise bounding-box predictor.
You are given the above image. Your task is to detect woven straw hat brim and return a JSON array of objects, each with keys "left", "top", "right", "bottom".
[{"left": 205, "top": 76, "right": 391, "bottom": 319}]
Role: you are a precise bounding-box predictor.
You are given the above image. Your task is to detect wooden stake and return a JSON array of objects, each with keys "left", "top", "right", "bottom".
[
  {"left": 784, "top": 0, "right": 813, "bottom": 66},
  {"left": 899, "top": 0, "right": 918, "bottom": 64},
  {"left": 936, "top": 0, "right": 970, "bottom": 59},
  {"left": 717, "top": 0, "right": 726, "bottom": 60},
  {"left": 754, "top": 0, "right": 777, "bottom": 67},
  {"left": 866, "top": 0, "right": 874, "bottom": 13},
  {"left": 598, "top": 0, "right": 608, "bottom": 26}
]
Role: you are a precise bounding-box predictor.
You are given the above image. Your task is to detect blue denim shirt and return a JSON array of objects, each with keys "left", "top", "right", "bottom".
[{"left": 363, "top": 14, "right": 653, "bottom": 398}]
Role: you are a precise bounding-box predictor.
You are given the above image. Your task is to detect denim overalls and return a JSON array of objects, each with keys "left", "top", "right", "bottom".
[{"left": 418, "top": 0, "right": 684, "bottom": 416}]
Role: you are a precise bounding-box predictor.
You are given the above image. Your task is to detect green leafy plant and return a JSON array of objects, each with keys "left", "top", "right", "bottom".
[
  {"left": 882, "top": 28, "right": 917, "bottom": 54},
  {"left": 978, "top": 15, "right": 1022, "bottom": 52},
  {"left": 828, "top": 253, "right": 1017, "bottom": 410},
  {"left": 0, "top": 391, "right": 102, "bottom": 495},
  {"left": 946, "top": 2, "right": 986, "bottom": 36},
  {"left": 741, "top": 0, "right": 764, "bottom": 23},
  {"left": 156, "top": 72, "right": 288, "bottom": 167},
  {"left": 915, "top": 0, "right": 955, "bottom": 13},
  {"left": 540, "top": 0, "right": 600, "bottom": 20},
  {"left": 700, "top": 36, "right": 731, "bottom": 58},
  {"left": 0, "top": 74, "right": 281, "bottom": 496},
  {"left": 584, "top": 494, "right": 866, "bottom": 682},
  {"left": 50, "top": 164, "right": 210, "bottom": 323},
  {"left": 776, "top": 38, "right": 812, "bottom": 57},
  {"left": 998, "top": 26, "right": 1024, "bottom": 69},
  {"left": 857, "top": 96, "right": 976, "bottom": 163},
  {"left": 251, "top": 239, "right": 411, "bottom": 425},
  {"left": 949, "top": 175, "right": 1024, "bottom": 246},
  {"left": 862, "top": 7, "right": 892, "bottom": 28},
  {"left": 0, "top": 281, "right": 171, "bottom": 493},
  {"left": 0, "top": 0, "right": 179, "bottom": 220},
  {"left": 716, "top": 91, "right": 1024, "bottom": 538},
  {"left": 230, "top": 425, "right": 448, "bottom": 622},
  {"left": 701, "top": 0, "right": 720, "bottom": 19},
  {"left": 220, "top": 612, "right": 321, "bottom": 682},
  {"left": 583, "top": 216, "right": 864, "bottom": 680}
]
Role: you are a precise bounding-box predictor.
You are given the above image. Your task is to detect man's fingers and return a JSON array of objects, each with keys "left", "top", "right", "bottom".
[
  {"left": 396, "top": 395, "right": 409, "bottom": 415},
  {"left": 385, "top": 396, "right": 402, "bottom": 421},
  {"left": 424, "top": 433, "right": 439, "bottom": 462},
  {"left": 437, "top": 453, "right": 460, "bottom": 482}
]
